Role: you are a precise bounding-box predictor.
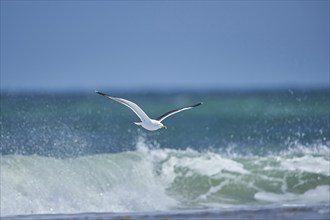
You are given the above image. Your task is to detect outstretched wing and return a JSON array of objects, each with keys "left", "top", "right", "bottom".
[
  {"left": 156, "top": 102, "right": 203, "bottom": 122},
  {"left": 96, "top": 91, "right": 151, "bottom": 122}
]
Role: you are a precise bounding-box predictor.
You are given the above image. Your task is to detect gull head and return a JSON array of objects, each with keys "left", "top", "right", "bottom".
[{"left": 154, "top": 120, "right": 167, "bottom": 130}]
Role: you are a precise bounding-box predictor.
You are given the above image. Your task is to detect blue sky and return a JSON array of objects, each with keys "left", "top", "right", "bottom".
[{"left": 1, "top": 1, "right": 329, "bottom": 91}]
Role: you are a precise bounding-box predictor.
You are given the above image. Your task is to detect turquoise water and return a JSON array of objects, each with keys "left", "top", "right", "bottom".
[{"left": 1, "top": 89, "right": 329, "bottom": 217}]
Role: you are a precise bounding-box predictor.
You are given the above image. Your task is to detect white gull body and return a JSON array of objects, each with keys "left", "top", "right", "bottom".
[{"left": 96, "top": 91, "right": 202, "bottom": 131}]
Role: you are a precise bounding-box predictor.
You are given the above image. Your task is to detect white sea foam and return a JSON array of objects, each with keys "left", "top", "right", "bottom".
[
  {"left": 165, "top": 153, "right": 249, "bottom": 177},
  {"left": 280, "top": 155, "right": 330, "bottom": 176},
  {"left": 1, "top": 153, "right": 177, "bottom": 216},
  {"left": 1, "top": 138, "right": 329, "bottom": 217},
  {"left": 254, "top": 185, "right": 330, "bottom": 204}
]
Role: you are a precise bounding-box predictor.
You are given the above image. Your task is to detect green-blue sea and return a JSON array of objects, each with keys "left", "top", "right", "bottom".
[{"left": 1, "top": 89, "right": 329, "bottom": 219}]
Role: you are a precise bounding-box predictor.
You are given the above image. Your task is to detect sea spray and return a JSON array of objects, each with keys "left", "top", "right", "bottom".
[{"left": 1, "top": 90, "right": 329, "bottom": 217}]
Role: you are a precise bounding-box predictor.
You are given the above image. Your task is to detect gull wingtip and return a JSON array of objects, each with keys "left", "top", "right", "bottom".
[
  {"left": 194, "top": 102, "right": 203, "bottom": 107},
  {"left": 95, "top": 90, "right": 107, "bottom": 96}
]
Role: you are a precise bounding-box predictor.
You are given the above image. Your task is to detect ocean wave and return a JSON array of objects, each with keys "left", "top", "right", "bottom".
[{"left": 1, "top": 137, "right": 329, "bottom": 216}]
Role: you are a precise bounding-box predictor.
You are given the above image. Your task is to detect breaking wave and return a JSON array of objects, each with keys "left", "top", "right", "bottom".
[{"left": 1, "top": 137, "right": 329, "bottom": 216}]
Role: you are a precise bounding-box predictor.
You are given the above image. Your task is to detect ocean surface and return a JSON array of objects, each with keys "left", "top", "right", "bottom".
[{"left": 1, "top": 89, "right": 329, "bottom": 219}]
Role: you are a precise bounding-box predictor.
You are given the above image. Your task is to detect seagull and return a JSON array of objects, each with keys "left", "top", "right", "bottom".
[{"left": 96, "top": 91, "right": 202, "bottom": 131}]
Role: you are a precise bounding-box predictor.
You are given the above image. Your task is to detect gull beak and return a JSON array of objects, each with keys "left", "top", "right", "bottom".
[{"left": 162, "top": 125, "right": 167, "bottom": 129}]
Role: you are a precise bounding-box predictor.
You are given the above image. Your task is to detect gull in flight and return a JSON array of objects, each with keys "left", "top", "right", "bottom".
[{"left": 96, "top": 91, "right": 202, "bottom": 131}]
